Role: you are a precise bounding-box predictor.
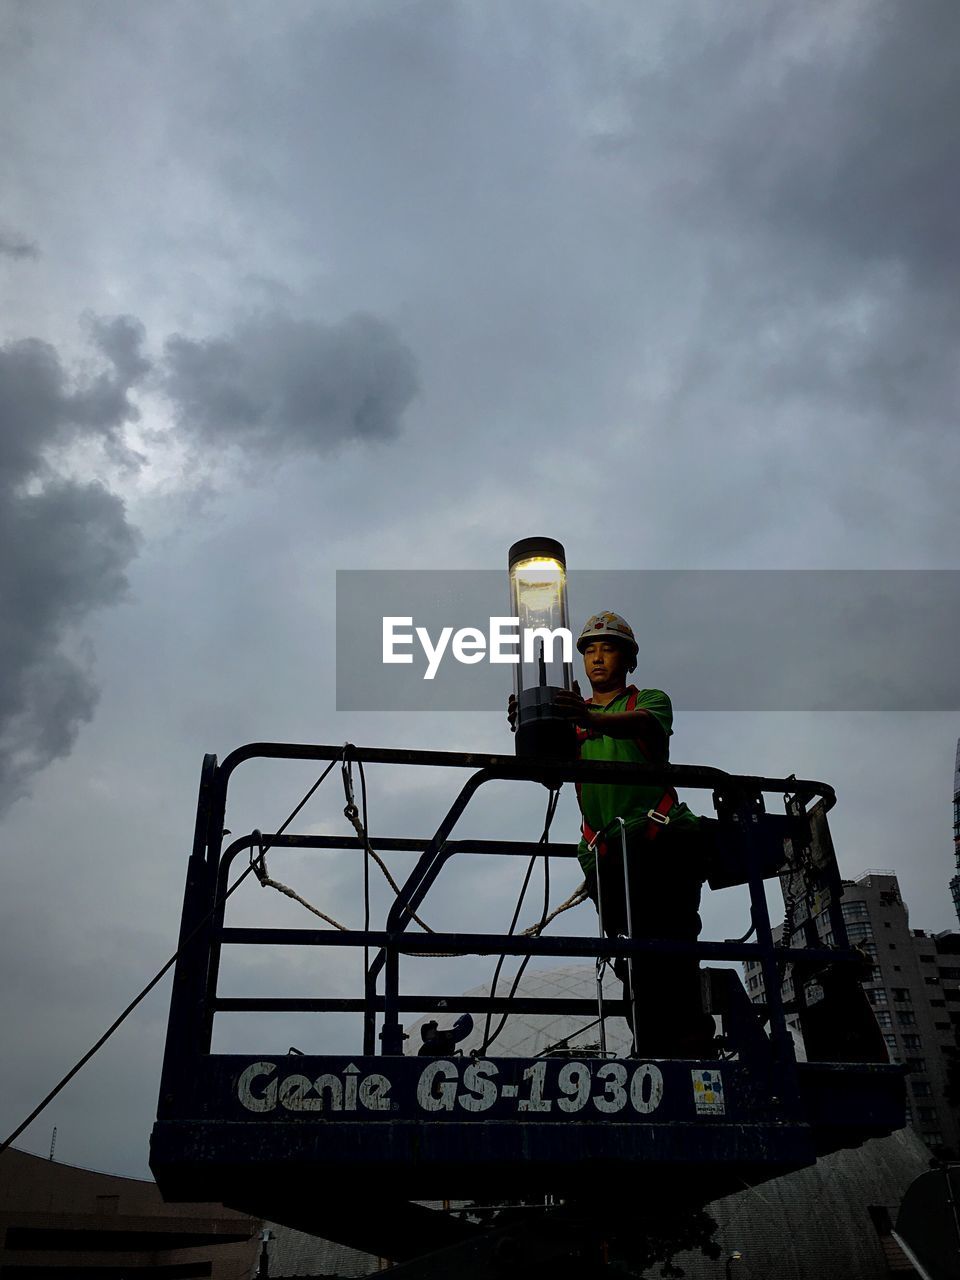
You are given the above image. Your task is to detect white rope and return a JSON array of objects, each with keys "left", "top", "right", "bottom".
[
  {"left": 253, "top": 851, "right": 350, "bottom": 930},
  {"left": 521, "top": 882, "right": 589, "bottom": 935}
]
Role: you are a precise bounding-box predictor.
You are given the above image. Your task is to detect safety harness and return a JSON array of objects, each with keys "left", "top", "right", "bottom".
[{"left": 576, "top": 686, "right": 678, "bottom": 858}]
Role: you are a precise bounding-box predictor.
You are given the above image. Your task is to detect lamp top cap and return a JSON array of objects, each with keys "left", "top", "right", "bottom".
[{"left": 508, "top": 536, "right": 566, "bottom": 569}]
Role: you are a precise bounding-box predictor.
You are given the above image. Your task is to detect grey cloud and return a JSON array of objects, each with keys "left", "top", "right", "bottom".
[
  {"left": 0, "top": 324, "right": 145, "bottom": 811},
  {"left": 613, "top": 4, "right": 960, "bottom": 416},
  {"left": 0, "top": 316, "right": 150, "bottom": 482},
  {"left": 162, "top": 312, "right": 419, "bottom": 455},
  {"left": 597, "top": 4, "right": 960, "bottom": 277},
  {"left": 0, "top": 303, "right": 417, "bottom": 810},
  {"left": 0, "top": 230, "right": 39, "bottom": 260}
]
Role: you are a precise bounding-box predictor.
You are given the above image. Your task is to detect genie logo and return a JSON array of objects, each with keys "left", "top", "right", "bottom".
[{"left": 237, "top": 1061, "right": 391, "bottom": 1113}]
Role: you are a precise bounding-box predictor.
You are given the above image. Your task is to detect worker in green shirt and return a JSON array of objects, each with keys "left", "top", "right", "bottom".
[{"left": 511, "top": 611, "right": 715, "bottom": 1058}]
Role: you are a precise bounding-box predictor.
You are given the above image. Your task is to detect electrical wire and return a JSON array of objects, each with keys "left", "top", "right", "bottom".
[
  {"left": 0, "top": 754, "right": 342, "bottom": 1158},
  {"left": 479, "top": 786, "right": 560, "bottom": 1055}
]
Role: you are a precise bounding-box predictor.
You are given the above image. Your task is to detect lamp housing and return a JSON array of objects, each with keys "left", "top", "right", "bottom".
[{"left": 508, "top": 536, "right": 576, "bottom": 758}]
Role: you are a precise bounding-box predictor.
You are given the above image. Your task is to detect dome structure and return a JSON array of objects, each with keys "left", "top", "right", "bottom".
[{"left": 408, "top": 962, "right": 643, "bottom": 1058}]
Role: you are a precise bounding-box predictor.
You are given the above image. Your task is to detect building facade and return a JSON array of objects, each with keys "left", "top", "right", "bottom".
[{"left": 744, "top": 870, "right": 960, "bottom": 1158}]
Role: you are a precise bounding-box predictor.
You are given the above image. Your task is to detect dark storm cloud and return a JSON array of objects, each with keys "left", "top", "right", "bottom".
[
  {"left": 0, "top": 230, "right": 39, "bottom": 260},
  {"left": 162, "top": 312, "right": 419, "bottom": 455},
  {"left": 0, "top": 321, "right": 145, "bottom": 810},
  {"left": 0, "top": 316, "right": 149, "bottom": 481}
]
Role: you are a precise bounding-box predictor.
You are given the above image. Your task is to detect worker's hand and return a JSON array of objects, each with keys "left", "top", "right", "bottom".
[
  {"left": 553, "top": 685, "right": 592, "bottom": 725},
  {"left": 507, "top": 692, "right": 518, "bottom": 732}
]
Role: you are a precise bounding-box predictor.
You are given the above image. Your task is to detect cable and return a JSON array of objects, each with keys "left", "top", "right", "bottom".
[
  {"left": 479, "top": 786, "right": 560, "bottom": 1055},
  {"left": 0, "top": 754, "right": 342, "bottom": 1158},
  {"left": 342, "top": 761, "right": 434, "bottom": 933},
  {"left": 358, "top": 758, "right": 371, "bottom": 989}
]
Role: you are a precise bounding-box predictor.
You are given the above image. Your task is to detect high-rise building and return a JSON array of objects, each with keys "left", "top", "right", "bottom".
[
  {"left": 743, "top": 870, "right": 960, "bottom": 1158},
  {"left": 951, "top": 738, "right": 960, "bottom": 927}
]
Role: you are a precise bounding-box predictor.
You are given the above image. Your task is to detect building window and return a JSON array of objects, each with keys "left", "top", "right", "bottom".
[
  {"left": 874, "top": 1010, "right": 893, "bottom": 1028},
  {"left": 846, "top": 922, "right": 873, "bottom": 943},
  {"left": 939, "top": 967, "right": 960, "bottom": 980},
  {"left": 925, "top": 976, "right": 940, "bottom": 985},
  {"left": 905, "top": 1058, "right": 927, "bottom": 1074},
  {"left": 897, "top": 1011, "right": 916, "bottom": 1026},
  {"left": 888, "top": 944, "right": 897, "bottom": 950},
  {"left": 891, "top": 988, "right": 911, "bottom": 1002},
  {"left": 917, "top": 1107, "right": 937, "bottom": 1123},
  {"left": 842, "top": 901, "right": 870, "bottom": 921},
  {"left": 920, "top": 955, "right": 935, "bottom": 964},
  {"left": 902, "top": 1034, "right": 922, "bottom": 1051},
  {"left": 924, "top": 1132, "right": 945, "bottom": 1146},
  {"left": 883, "top": 1033, "right": 898, "bottom": 1051},
  {"left": 869, "top": 967, "right": 883, "bottom": 983},
  {"left": 911, "top": 1081, "right": 932, "bottom": 1097},
  {"left": 893, "top": 965, "right": 901, "bottom": 972},
  {"left": 866, "top": 988, "right": 888, "bottom": 1007},
  {"left": 862, "top": 942, "right": 878, "bottom": 959},
  {"left": 935, "top": 1022, "right": 951, "bottom": 1031},
  {"left": 945, "top": 990, "right": 960, "bottom": 1002},
  {"left": 931, "top": 999, "right": 946, "bottom": 1007}
]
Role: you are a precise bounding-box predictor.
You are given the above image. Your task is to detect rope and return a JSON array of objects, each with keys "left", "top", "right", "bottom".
[
  {"left": 520, "top": 882, "right": 589, "bottom": 935},
  {"left": 255, "top": 768, "right": 589, "bottom": 964},
  {"left": 253, "top": 848, "right": 349, "bottom": 931}
]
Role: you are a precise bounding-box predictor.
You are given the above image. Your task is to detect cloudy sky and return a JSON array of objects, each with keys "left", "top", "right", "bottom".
[{"left": 2, "top": 0, "right": 959, "bottom": 1178}]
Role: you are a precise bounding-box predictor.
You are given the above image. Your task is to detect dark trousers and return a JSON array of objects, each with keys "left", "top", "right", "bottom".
[{"left": 585, "top": 825, "right": 715, "bottom": 1058}]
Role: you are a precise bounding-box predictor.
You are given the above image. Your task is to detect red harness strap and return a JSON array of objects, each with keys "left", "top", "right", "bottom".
[{"left": 577, "top": 687, "right": 676, "bottom": 858}]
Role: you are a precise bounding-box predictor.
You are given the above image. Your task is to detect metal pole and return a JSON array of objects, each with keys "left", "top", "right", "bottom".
[
  {"left": 613, "top": 817, "right": 641, "bottom": 1054},
  {"left": 589, "top": 831, "right": 608, "bottom": 1057}
]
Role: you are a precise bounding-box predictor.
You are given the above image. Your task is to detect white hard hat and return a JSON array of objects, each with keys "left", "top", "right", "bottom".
[{"left": 577, "top": 612, "right": 638, "bottom": 670}]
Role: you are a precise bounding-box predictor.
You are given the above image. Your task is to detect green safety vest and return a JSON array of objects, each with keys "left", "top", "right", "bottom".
[{"left": 576, "top": 685, "right": 699, "bottom": 876}]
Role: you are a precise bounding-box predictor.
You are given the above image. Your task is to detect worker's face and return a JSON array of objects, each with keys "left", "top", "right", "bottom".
[{"left": 581, "top": 640, "right": 632, "bottom": 692}]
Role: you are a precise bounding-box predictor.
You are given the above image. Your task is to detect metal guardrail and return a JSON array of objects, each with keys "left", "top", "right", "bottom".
[{"left": 158, "top": 744, "right": 850, "bottom": 1098}]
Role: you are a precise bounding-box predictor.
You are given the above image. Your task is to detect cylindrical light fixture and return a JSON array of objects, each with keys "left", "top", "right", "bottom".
[{"left": 508, "top": 536, "right": 577, "bottom": 758}]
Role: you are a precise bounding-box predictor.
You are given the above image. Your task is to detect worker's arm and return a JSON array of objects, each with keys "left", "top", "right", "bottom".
[
  {"left": 585, "top": 707, "right": 666, "bottom": 744},
  {"left": 553, "top": 688, "right": 668, "bottom": 755}
]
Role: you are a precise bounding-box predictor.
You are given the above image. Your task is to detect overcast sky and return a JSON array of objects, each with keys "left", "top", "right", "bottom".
[{"left": 2, "top": 0, "right": 959, "bottom": 1178}]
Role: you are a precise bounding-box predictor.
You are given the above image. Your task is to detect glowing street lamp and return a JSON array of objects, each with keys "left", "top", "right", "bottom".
[{"left": 508, "top": 536, "right": 576, "bottom": 758}]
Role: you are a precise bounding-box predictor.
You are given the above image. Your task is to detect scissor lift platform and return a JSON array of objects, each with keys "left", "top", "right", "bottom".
[{"left": 149, "top": 744, "right": 905, "bottom": 1257}]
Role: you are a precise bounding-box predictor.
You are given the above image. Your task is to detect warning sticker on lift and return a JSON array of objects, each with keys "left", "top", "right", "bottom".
[{"left": 691, "top": 1069, "right": 725, "bottom": 1115}]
